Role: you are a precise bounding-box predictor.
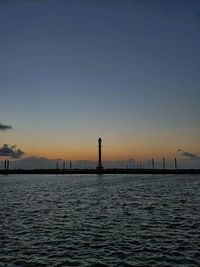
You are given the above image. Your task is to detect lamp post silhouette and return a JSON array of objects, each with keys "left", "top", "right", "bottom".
[
  {"left": 70, "top": 161, "right": 72, "bottom": 170},
  {"left": 152, "top": 158, "right": 155, "bottom": 170},
  {"left": 4, "top": 160, "right": 7, "bottom": 171},
  {"left": 4, "top": 160, "right": 9, "bottom": 172},
  {"left": 175, "top": 158, "right": 178, "bottom": 170},
  {"left": 97, "top": 137, "right": 103, "bottom": 170},
  {"left": 163, "top": 158, "right": 165, "bottom": 170}
]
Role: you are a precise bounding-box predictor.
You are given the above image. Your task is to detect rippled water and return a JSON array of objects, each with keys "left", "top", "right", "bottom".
[{"left": 1, "top": 174, "right": 200, "bottom": 266}]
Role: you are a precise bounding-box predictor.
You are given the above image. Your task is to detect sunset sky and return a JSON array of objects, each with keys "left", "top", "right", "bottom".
[{"left": 0, "top": 0, "right": 199, "bottom": 167}]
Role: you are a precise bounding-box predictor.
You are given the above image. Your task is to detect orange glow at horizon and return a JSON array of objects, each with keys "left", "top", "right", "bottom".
[
  {"left": 24, "top": 143, "right": 186, "bottom": 162},
  {"left": 1, "top": 128, "right": 199, "bottom": 162}
]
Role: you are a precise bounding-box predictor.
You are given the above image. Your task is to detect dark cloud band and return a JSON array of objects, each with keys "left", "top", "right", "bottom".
[
  {"left": 178, "top": 149, "right": 200, "bottom": 160},
  {"left": 0, "top": 123, "right": 13, "bottom": 131},
  {"left": 0, "top": 144, "right": 24, "bottom": 158}
]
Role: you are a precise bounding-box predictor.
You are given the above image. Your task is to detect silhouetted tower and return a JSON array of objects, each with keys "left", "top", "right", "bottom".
[
  {"left": 70, "top": 161, "right": 72, "bottom": 170},
  {"left": 152, "top": 158, "right": 155, "bottom": 170},
  {"left": 97, "top": 137, "right": 103, "bottom": 170},
  {"left": 163, "top": 158, "right": 165, "bottom": 170},
  {"left": 175, "top": 158, "right": 177, "bottom": 170},
  {"left": 56, "top": 162, "right": 59, "bottom": 170}
]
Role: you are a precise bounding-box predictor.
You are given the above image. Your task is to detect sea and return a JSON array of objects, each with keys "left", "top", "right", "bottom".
[{"left": 0, "top": 174, "right": 200, "bottom": 267}]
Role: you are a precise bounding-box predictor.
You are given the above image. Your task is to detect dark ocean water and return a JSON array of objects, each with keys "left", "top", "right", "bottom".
[{"left": 0, "top": 174, "right": 200, "bottom": 267}]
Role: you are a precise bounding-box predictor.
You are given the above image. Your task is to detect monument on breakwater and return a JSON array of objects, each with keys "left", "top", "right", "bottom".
[{"left": 96, "top": 137, "right": 103, "bottom": 170}]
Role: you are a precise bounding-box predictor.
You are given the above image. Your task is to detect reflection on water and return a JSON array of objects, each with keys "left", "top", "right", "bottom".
[{"left": 1, "top": 174, "right": 200, "bottom": 266}]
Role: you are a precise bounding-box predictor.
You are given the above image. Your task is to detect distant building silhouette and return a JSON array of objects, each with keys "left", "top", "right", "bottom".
[
  {"left": 70, "top": 161, "right": 72, "bottom": 170},
  {"left": 97, "top": 137, "right": 103, "bottom": 170}
]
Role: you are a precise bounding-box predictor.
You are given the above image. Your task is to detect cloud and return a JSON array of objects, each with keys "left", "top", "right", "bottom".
[
  {"left": 178, "top": 149, "right": 200, "bottom": 160},
  {"left": 0, "top": 123, "right": 12, "bottom": 131},
  {"left": 0, "top": 144, "right": 25, "bottom": 158}
]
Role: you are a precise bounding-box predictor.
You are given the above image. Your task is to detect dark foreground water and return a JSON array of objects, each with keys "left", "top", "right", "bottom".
[{"left": 0, "top": 174, "right": 200, "bottom": 267}]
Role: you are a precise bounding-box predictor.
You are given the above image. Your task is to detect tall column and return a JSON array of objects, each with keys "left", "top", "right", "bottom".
[
  {"left": 97, "top": 137, "right": 103, "bottom": 170},
  {"left": 98, "top": 138, "right": 102, "bottom": 167}
]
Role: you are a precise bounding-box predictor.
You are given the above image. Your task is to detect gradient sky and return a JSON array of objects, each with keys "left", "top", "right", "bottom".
[{"left": 0, "top": 0, "right": 199, "bottom": 166}]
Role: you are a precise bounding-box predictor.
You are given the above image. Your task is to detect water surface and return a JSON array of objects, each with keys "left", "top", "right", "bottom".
[{"left": 1, "top": 174, "right": 200, "bottom": 266}]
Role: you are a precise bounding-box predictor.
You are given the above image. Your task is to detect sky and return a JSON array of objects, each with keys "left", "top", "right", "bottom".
[{"left": 0, "top": 0, "right": 200, "bottom": 168}]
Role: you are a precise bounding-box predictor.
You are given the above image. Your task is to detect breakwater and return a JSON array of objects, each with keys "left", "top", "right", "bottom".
[{"left": 0, "top": 168, "right": 200, "bottom": 175}]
